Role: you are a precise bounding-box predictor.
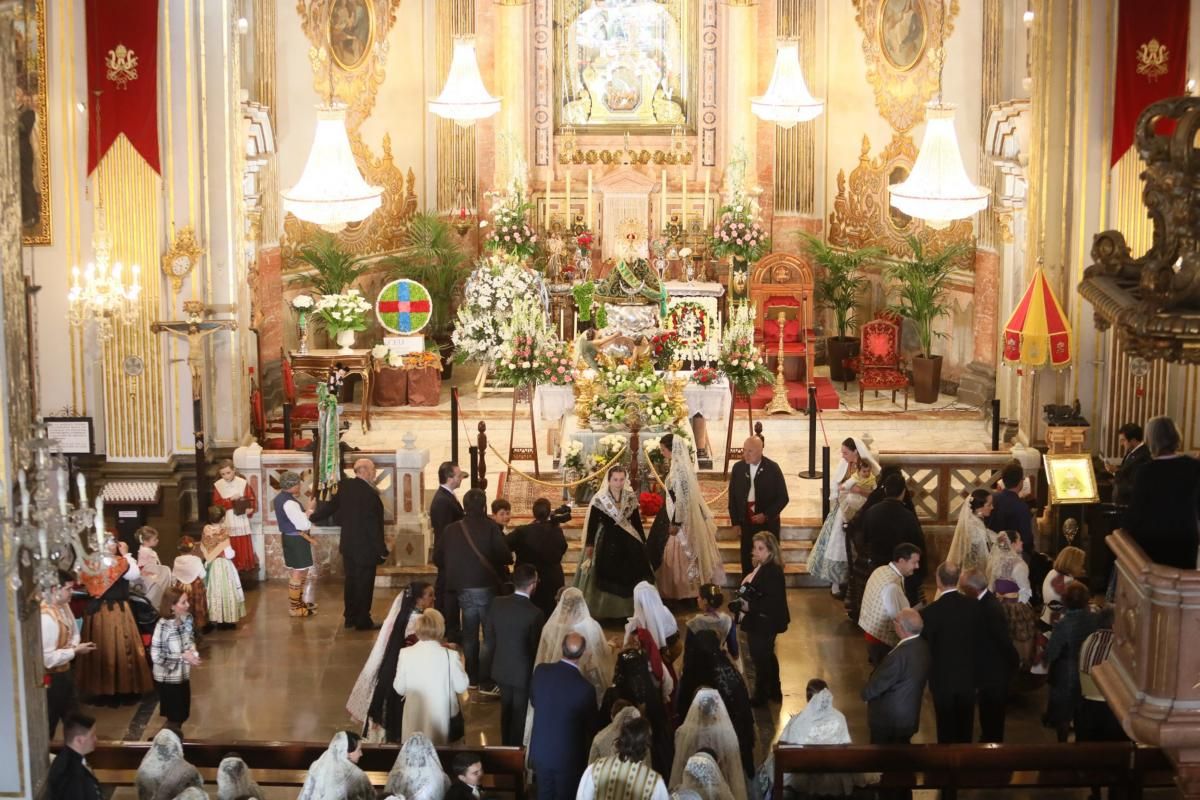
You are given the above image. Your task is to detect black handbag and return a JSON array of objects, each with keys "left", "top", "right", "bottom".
[
  {"left": 447, "top": 650, "right": 465, "bottom": 742},
  {"left": 458, "top": 521, "right": 514, "bottom": 596}
]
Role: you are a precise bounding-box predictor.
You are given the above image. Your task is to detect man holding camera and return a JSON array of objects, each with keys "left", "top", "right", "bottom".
[{"left": 507, "top": 498, "right": 571, "bottom": 619}]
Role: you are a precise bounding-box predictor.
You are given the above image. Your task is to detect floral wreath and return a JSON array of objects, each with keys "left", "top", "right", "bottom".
[{"left": 667, "top": 301, "right": 711, "bottom": 347}]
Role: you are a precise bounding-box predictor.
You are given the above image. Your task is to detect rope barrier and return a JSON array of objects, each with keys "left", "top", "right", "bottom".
[
  {"left": 641, "top": 448, "right": 731, "bottom": 506},
  {"left": 487, "top": 442, "right": 628, "bottom": 488}
]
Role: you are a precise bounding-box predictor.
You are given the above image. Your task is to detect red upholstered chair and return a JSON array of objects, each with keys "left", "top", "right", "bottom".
[
  {"left": 856, "top": 314, "right": 909, "bottom": 411},
  {"left": 749, "top": 254, "right": 817, "bottom": 382},
  {"left": 281, "top": 358, "right": 319, "bottom": 422},
  {"left": 251, "top": 383, "right": 312, "bottom": 450}
]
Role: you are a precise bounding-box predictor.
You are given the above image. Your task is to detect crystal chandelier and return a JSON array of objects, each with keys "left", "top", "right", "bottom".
[
  {"left": 282, "top": 102, "right": 383, "bottom": 232},
  {"left": 889, "top": 1, "right": 989, "bottom": 227},
  {"left": 67, "top": 200, "right": 142, "bottom": 341},
  {"left": 751, "top": 39, "right": 824, "bottom": 128},
  {"left": 0, "top": 423, "right": 101, "bottom": 598},
  {"left": 429, "top": 37, "right": 501, "bottom": 126}
]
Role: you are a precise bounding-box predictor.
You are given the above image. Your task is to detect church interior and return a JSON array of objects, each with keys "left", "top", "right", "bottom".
[{"left": 6, "top": 0, "right": 1200, "bottom": 797}]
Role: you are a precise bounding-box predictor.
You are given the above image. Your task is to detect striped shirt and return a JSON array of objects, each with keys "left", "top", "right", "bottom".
[{"left": 150, "top": 617, "right": 196, "bottom": 684}]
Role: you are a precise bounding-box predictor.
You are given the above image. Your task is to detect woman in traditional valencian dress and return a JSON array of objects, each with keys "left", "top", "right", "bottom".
[
  {"left": 172, "top": 537, "right": 209, "bottom": 633},
  {"left": 201, "top": 506, "right": 246, "bottom": 629},
  {"left": 211, "top": 460, "right": 258, "bottom": 574},
  {"left": 77, "top": 536, "right": 154, "bottom": 703},
  {"left": 987, "top": 529, "right": 1040, "bottom": 669},
  {"left": 807, "top": 438, "right": 879, "bottom": 597},
  {"left": 578, "top": 465, "right": 656, "bottom": 619},
  {"left": 947, "top": 489, "right": 994, "bottom": 574},
  {"left": 656, "top": 434, "right": 725, "bottom": 601}
]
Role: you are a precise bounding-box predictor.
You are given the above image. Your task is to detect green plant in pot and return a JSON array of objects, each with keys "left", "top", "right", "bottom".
[
  {"left": 292, "top": 232, "right": 371, "bottom": 295},
  {"left": 886, "top": 235, "right": 970, "bottom": 404},
  {"left": 800, "top": 233, "right": 884, "bottom": 383},
  {"left": 380, "top": 212, "right": 467, "bottom": 378}
]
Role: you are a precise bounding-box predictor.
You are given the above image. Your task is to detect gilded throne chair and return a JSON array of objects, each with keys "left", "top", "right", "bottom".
[{"left": 851, "top": 312, "right": 909, "bottom": 411}]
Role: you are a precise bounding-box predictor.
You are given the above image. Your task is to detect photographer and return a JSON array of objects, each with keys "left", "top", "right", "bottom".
[
  {"left": 736, "top": 532, "right": 790, "bottom": 707},
  {"left": 507, "top": 498, "right": 571, "bottom": 618}
]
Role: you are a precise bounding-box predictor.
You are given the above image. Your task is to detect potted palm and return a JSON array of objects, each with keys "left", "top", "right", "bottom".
[
  {"left": 292, "top": 232, "right": 371, "bottom": 295},
  {"left": 800, "top": 233, "right": 884, "bottom": 383},
  {"left": 886, "top": 235, "right": 971, "bottom": 403},
  {"left": 381, "top": 213, "right": 467, "bottom": 378}
]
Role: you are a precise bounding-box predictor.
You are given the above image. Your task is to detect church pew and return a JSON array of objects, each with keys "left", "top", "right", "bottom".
[
  {"left": 57, "top": 741, "right": 528, "bottom": 798},
  {"left": 771, "top": 742, "right": 1172, "bottom": 800}
]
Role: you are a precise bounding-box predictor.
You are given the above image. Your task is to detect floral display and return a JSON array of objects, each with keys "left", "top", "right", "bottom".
[
  {"left": 576, "top": 231, "right": 594, "bottom": 257},
  {"left": 563, "top": 440, "right": 585, "bottom": 473},
  {"left": 482, "top": 188, "right": 538, "bottom": 259},
  {"left": 719, "top": 303, "right": 772, "bottom": 396},
  {"left": 649, "top": 330, "right": 680, "bottom": 370},
  {"left": 639, "top": 492, "right": 664, "bottom": 518},
  {"left": 593, "top": 393, "right": 629, "bottom": 426},
  {"left": 370, "top": 345, "right": 442, "bottom": 371},
  {"left": 314, "top": 289, "right": 373, "bottom": 337},
  {"left": 452, "top": 253, "right": 547, "bottom": 365},
  {"left": 709, "top": 145, "right": 771, "bottom": 263},
  {"left": 291, "top": 295, "right": 314, "bottom": 311},
  {"left": 494, "top": 297, "right": 558, "bottom": 387},
  {"left": 540, "top": 340, "right": 575, "bottom": 386},
  {"left": 690, "top": 366, "right": 719, "bottom": 386}
]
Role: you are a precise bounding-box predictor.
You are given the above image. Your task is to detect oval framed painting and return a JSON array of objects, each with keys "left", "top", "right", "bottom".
[
  {"left": 328, "top": 0, "right": 375, "bottom": 72},
  {"left": 877, "top": 0, "right": 927, "bottom": 73},
  {"left": 375, "top": 279, "right": 433, "bottom": 335}
]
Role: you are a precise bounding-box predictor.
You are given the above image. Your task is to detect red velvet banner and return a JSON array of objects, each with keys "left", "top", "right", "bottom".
[
  {"left": 85, "top": 0, "right": 160, "bottom": 174},
  {"left": 1111, "top": 0, "right": 1188, "bottom": 167}
]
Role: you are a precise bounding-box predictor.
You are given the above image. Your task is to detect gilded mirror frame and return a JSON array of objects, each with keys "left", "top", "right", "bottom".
[{"left": 16, "top": 0, "right": 50, "bottom": 246}]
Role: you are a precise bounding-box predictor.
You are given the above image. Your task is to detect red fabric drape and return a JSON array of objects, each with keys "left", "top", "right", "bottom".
[
  {"left": 1111, "top": 0, "right": 1189, "bottom": 167},
  {"left": 85, "top": 0, "right": 160, "bottom": 174}
]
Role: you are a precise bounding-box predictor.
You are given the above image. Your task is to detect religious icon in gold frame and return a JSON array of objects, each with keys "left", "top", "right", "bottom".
[
  {"left": 328, "top": 0, "right": 375, "bottom": 72},
  {"left": 1043, "top": 454, "right": 1100, "bottom": 506},
  {"left": 877, "top": 0, "right": 927, "bottom": 72},
  {"left": 16, "top": 0, "right": 51, "bottom": 246}
]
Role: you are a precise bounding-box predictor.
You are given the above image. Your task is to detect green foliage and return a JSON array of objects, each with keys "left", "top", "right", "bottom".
[
  {"left": 800, "top": 233, "right": 885, "bottom": 339},
  {"left": 594, "top": 303, "right": 608, "bottom": 330},
  {"left": 886, "top": 236, "right": 971, "bottom": 358},
  {"left": 573, "top": 281, "right": 595, "bottom": 322},
  {"left": 292, "top": 233, "right": 371, "bottom": 295},
  {"left": 381, "top": 213, "right": 467, "bottom": 337}
]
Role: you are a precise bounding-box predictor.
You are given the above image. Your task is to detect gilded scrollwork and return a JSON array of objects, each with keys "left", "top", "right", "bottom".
[{"left": 852, "top": 0, "right": 959, "bottom": 134}]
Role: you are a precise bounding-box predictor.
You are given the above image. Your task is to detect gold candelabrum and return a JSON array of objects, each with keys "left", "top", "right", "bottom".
[
  {"left": 574, "top": 371, "right": 597, "bottom": 426},
  {"left": 766, "top": 309, "right": 797, "bottom": 415}
]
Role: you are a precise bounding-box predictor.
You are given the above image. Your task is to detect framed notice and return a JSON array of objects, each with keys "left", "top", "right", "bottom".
[
  {"left": 1043, "top": 453, "right": 1100, "bottom": 505},
  {"left": 43, "top": 417, "right": 94, "bottom": 456}
]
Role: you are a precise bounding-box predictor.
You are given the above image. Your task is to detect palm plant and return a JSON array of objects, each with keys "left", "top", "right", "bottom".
[
  {"left": 886, "top": 235, "right": 971, "bottom": 358},
  {"left": 380, "top": 213, "right": 467, "bottom": 338},
  {"left": 800, "top": 233, "right": 884, "bottom": 339},
  {"left": 292, "top": 233, "right": 371, "bottom": 295}
]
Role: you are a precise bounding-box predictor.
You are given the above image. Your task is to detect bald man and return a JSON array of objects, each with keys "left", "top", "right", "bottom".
[
  {"left": 862, "top": 608, "right": 931, "bottom": 747},
  {"left": 529, "top": 632, "right": 600, "bottom": 800},
  {"left": 311, "top": 457, "right": 388, "bottom": 630},
  {"left": 728, "top": 436, "right": 790, "bottom": 573}
]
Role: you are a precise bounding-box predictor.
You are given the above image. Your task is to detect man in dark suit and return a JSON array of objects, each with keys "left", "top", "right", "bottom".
[
  {"left": 962, "top": 569, "right": 1019, "bottom": 743},
  {"left": 1111, "top": 422, "right": 1151, "bottom": 505},
  {"left": 430, "top": 461, "right": 465, "bottom": 639},
  {"left": 920, "top": 562, "right": 976, "bottom": 743},
  {"left": 434, "top": 488, "right": 511, "bottom": 692},
  {"left": 311, "top": 457, "right": 387, "bottom": 630},
  {"left": 507, "top": 498, "right": 569, "bottom": 618},
  {"left": 861, "top": 608, "right": 930, "bottom": 745},
  {"left": 445, "top": 752, "right": 485, "bottom": 800},
  {"left": 46, "top": 712, "right": 102, "bottom": 800},
  {"left": 529, "top": 632, "right": 600, "bottom": 800},
  {"left": 861, "top": 472, "right": 927, "bottom": 605},
  {"left": 987, "top": 461, "right": 1034, "bottom": 555},
  {"left": 485, "top": 564, "right": 546, "bottom": 746},
  {"left": 728, "top": 436, "right": 789, "bottom": 573}
]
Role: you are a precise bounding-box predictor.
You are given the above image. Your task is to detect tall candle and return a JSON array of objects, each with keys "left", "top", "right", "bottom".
[
  {"left": 94, "top": 496, "right": 105, "bottom": 553},
  {"left": 57, "top": 467, "right": 68, "bottom": 515},
  {"left": 38, "top": 528, "right": 48, "bottom": 561},
  {"left": 565, "top": 170, "right": 572, "bottom": 229},
  {"left": 661, "top": 170, "right": 668, "bottom": 231},
  {"left": 544, "top": 173, "right": 551, "bottom": 229},
  {"left": 586, "top": 169, "right": 593, "bottom": 230},
  {"left": 681, "top": 167, "right": 688, "bottom": 228},
  {"left": 703, "top": 170, "right": 711, "bottom": 229},
  {"left": 76, "top": 472, "right": 87, "bottom": 508}
]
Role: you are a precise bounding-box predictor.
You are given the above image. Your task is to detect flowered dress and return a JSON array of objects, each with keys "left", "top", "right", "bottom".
[
  {"left": 808, "top": 470, "right": 876, "bottom": 586},
  {"left": 202, "top": 524, "right": 246, "bottom": 625},
  {"left": 212, "top": 475, "right": 258, "bottom": 572}
]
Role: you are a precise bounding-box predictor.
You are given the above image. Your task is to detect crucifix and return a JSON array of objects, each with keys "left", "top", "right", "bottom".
[{"left": 151, "top": 300, "right": 236, "bottom": 517}]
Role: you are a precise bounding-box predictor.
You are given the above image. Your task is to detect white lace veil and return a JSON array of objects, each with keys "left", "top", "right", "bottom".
[
  {"left": 947, "top": 496, "right": 988, "bottom": 570},
  {"left": 678, "top": 753, "right": 735, "bottom": 800},
  {"left": 670, "top": 689, "right": 748, "bottom": 800},
  {"left": 347, "top": 591, "right": 409, "bottom": 723},
  {"left": 385, "top": 733, "right": 450, "bottom": 800},
  {"left": 589, "top": 705, "right": 644, "bottom": 765},
  {"left": 136, "top": 729, "right": 185, "bottom": 800},
  {"left": 666, "top": 435, "right": 725, "bottom": 587},
  {"left": 779, "top": 689, "right": 850, "bottom": 746},
  {"left": 831, "top": 438, "right": 879, "bottom": 501},
  {"left": 625, "top": 581, "right": 678, "bottom": 649},
  {"left": 298, "top": 732, "right": 374, "bottom": 800},
  {"left": 536, "top": 587, "right": 614, "bottom": 697},
  {"left": 216, "top": 756, "right": 261, "bottom": 800}
]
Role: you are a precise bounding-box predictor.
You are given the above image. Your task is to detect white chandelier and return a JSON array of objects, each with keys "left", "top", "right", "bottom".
[
  {"left": 282, "top": 102, "right": 382, "bottom": 232},
  {"left": 889, "top": 2, "right": 989, "bottom": 227},
  {"left": 429, "top": 37, "right": 501, "bottom": 126},
  {"left": 67, "top": 201, "right": 141, "bottom": 342},
  {"left": 751, "top": 40, "right": 824, "bottom": 128}
]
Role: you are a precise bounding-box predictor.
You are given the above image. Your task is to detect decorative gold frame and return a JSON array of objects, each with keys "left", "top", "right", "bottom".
[
  {"left": 876, "top": 0, "right": 928, "bottom": 72},
  {"left": 327, "top": 0, "right": 376, "bottom": 72},
  {"left": 16, "top": 0, "right": 50, "bottom": 246},
  {"left": 828, "top": 133, "right": 974, "bottom": 265},
  {"left": 1043, "top": 454, "right": 1100, "bottom": 506},
  {"left": 161, "top": 227, "right": 205, "bottom": 294},
  {"left": 854, "top": 0, "right": 959, "bottom": 133}
]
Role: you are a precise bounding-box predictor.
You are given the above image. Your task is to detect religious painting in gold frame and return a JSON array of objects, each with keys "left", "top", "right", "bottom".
[
  {"left": 877, "top": 0, "right": 927, "bottom": 72},
  {"left": 327, "top": 0, "right": 374, "bottom": 72},
  {"left": 1042, "top": 454, "right": 1100, "bottom": 506},
  {"left": 16, "top": 0, "right": 51, "bottom": 246},
  {"left": 554, "top": 0, "right": 698, "bottom": 133}
]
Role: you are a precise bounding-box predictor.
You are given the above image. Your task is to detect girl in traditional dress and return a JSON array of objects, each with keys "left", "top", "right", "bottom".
[
  {"left": 135, "top": 526, "right": 173, "bottom": 608},
  {"left": 171, "top": 537, "right": 209, "bottom": 633},
  {"left": 77, "top": 536, "right": 154, "bottom": 703},
  {"left": 201, "top": 506, "right": 246, "bottom": 629},
  {"left": 577, "top": 465, "right": 656, "bottom": 619},
  {"left": 347, "top": 580, "right": 434, "bottom": 742},
  {"left": 670, "top": 689, "right": 748, "bottom": 800},
  {"left": 656, "top": 434, "right": 725, "bottom": 601},
  {"left": 298, "top": 731, "right": 374, "bottom": 800},
  {"left": 211, "top": 459, "right": 258, "bottom": 574},
  {"left": 947, "top": 489, "right": 994, "bottom": 574},
  {"left": 684, "top": 583, "right": 738, "bottom": 662},
  {"left": 987, "top": 529, "right": 1040, "bottom": 670},
  {"left": 384, "top": 733, "right": 450, "bottom": 800},
  {"left": 807, "top": 438, "right": 879, "bottom": 597},
  {"left": 625, "top": 582, "right": 680, "bottom": 705}
]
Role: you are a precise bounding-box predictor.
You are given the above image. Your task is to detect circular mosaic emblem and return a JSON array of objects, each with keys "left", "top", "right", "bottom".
[{"left": 375, "top": 279, "right": 433, "bottom": 334}]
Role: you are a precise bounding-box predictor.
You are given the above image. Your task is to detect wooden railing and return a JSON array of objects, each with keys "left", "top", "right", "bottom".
[
  {"left": 772, "top": 742, "right": 1173, "bottom": 800},
  {"left": 875, "top": 451, "right": 1042, "bottom": 526},
  {"left": 58, "top": 741, "right": 527, "bottom": 799}
]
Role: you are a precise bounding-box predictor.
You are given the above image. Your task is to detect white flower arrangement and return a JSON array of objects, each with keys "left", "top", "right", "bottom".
[
  {"left": 292, "top": 295, "right": 314, "bottom": 310},
  {"left": 451, "top": 254, "right": 548, "bottom": 365},
  {"left": 643, "top": 437, "right": 661, "bottom": 453},
  {"left": 315, "top": 289, "right": 373, "bottom": 336},
  {"left": 371, "top": 344, "right": 389, "bottom": 359},
  {"left": 598, "top": 434, "right": 626, "bottom": 457}
]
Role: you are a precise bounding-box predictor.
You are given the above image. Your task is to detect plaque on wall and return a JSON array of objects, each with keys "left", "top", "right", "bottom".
[{"left": 43, "top": 417, "right": 95, "bottom": 455}]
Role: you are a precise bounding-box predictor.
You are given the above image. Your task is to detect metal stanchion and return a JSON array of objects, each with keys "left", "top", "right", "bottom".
[
  {"left": 821, "top": 446, "right": 831, "bottom": 519},
  {"left": 451, "top": 388, "right": 460, "bottom": 464},
  {"left": 798, "top": 385, "right": 824, "bottom": 479},
  {"left": 991, "top": 398, "right": 1001, "bottom": 451}
]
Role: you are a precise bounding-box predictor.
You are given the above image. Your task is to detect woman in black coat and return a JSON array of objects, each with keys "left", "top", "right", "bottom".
[
  {"left": 1121, "top": 416, "right": 1200, "bottom": 570},
  {"left": 505, "top": 498, "right": 568, "bottom": 618},
  {"left": 738, "top": 532, "right": 789, "bottom": 706},
  {"left": 600, "top": 649, "right": 675, "bottom": 777},
  {"left": 1045, "top": 583, "right": 1099, "bottom": 741}
]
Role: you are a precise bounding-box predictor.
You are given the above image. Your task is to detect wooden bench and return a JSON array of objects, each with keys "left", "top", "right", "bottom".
[
  {"left": 771, "top": 742, "right": 1175, "bottom": 800},
  {"left": 57, "top": 741, "right": 528, "bottom": 799}
]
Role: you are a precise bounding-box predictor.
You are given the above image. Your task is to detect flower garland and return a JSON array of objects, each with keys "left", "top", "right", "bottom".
[
  {"left": 665, "top": 301, "right": 712, "bottom": 360},
  {"left": 451, "top": 253, "right": 547, "bottom": 365},
  {"left": 314, "top": 289, "right": 373, "bottom": 337},
  {"left": 719, "top": 303, "right": 772, "bottom": 396}
]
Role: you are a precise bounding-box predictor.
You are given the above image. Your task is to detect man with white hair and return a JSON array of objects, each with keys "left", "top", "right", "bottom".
[
  {"left": 861, "top": 608, "right": 930, "bottom": 747},
  {"left": 312, "top": 458, "right": 389, "bottom": 630}
]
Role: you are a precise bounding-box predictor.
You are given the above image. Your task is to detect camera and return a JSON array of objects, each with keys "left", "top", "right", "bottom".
[
  {"left": 728, "top": 582, "right": 762, "bottom": 616},
  {"left": 549, "top": 504, "right": 573, "bottom": 525}
]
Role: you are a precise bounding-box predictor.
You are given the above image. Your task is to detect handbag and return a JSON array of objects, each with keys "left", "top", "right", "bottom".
[
  {"left": 446, "top": 650, "right": 465, "bottom": 742},
  {"left": 458, "top": 521, "right": 514, "bottom": 596}
]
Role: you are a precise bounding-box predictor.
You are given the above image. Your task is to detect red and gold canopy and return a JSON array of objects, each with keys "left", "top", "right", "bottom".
[{"left": 1003, "top": 267, "right": 1072, "bottom": 368}]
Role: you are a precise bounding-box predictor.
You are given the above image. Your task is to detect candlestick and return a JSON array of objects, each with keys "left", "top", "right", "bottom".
[
  {"left": 703, "top": 170, "right": 711, "bottom": 229},
  {"left": 76, "top": 472, "right": 87, "bottom": 508},
  {"left": 661, "top": 170, "right": 667, "bottom": 231},
  {"left": 681, "top": 167, "right": 688, "bottom": 228},
  {"left": 544, "top": 173, "right": 551, "bottom": 229},
  {"left": 94, "top": 496, "right": 105, "bottom": 553},
  {"left": 38, "top": 528, "right": 48, "bottom": 561},
  {"left": 57, "top": 467, "right": 68, "bottom": 516},
  {"left": 586, "top": 169, "right": 593, "bottom": 230},
  {"left": 565, "top": 170, "right": 572, "bottom": 229}
]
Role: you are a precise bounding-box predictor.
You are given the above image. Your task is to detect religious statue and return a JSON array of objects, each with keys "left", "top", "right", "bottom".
[{"left": 594, "top": 219, "right": 666, "bottom": 319}]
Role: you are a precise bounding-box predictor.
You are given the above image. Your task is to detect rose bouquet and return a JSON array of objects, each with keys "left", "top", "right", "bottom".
[
  {"left": 292, "top": 295, "right": 315, "bottom": 312},
  {"left": 690, "top": 366, "right": 720, "bottom": 386},
  {"left": 576, "top": 231, "right": 594, "bottom": 257},
  {"left": 719, "top": 303, "right": 772, "bottom": 396},
  {"left": 540, "top": 340, "right": 575, "bottom": 386},
  {"left": 639, "top": 492, "right": 664, "bottom": 518},
  {"left": 483, "top": 194, "right": 538, "bottom": 260},
  {"left": 649, "top": 330, "right": 680, "bottom": 370},
  {"left": 314, "top": 289, "right": 373, "bottom": 337},
  {"left": 710, "top": 212, "right": 770, "bottom": 263},
  {"left": 563, "top": 440, "right": 585, "bottom": 473}
]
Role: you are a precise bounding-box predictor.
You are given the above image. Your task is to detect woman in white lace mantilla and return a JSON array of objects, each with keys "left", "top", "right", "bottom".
[
  {"left": 670, "top": 688, "right": 748, "bottom": 800},
  {"left": 675, "top": 753, "right": 735, "bottom": 800},
  {"left": 947, "top": 489, "right": 994, "bottom": 574},
  {"left": 807, "top": 438, "right": 879, "bottom": 596},
  {"left": 656, "top": 433, "right": 725, "bottom": 600},
  {"left": 385, "top": 733, "right": 450, "bottom": 800},
  {"left": 297, "top": 731, "right": 373, "bottom": 800}
]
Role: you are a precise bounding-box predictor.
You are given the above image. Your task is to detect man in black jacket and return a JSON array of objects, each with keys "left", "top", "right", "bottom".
[
  {"left": 430, "top": 461, "right": 465, "bottom": 638},
  {"left": 47, "top": 712, "right": 102, "bottom": 800},
  {"left": 507, "top": 498, "right": 569, "bottom": 618},
  {"left": 1110, "top": 422, "right": 1151, "bottom": 505},
  {"left": 862, "top": 472, "right": 927, "bottom": 605},
  {"left": 920, "top": 562, "right": 976, "bottom": 743},
  {"left": 485, "top": 564, "right": 546, "bottom": 745},
  {"left": 728, "top": 436, "right": 790, "bottom": 573},
  {"left": 434, "top": 488, "right": 511, "bottom": 692},
  {"left": 311, "top": 457, "right": 387, "bottom": 630},
  {"left": 862, "top": 608, "right": 930, "bottom": 746},
  {"left": 962, "top": 569, "right": 1019, "bottom": 743}
]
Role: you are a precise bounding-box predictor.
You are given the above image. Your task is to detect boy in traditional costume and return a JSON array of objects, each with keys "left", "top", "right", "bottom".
[
  {"left": 276, "top": 471, "right": 320, "bottom": 617},
  {"left": 41, "top": 573, "right": 95, "bottom": 738}
]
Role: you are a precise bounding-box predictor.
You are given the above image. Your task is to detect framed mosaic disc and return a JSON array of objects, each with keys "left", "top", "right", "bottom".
[{"left": 375, "top": 278, "right": 432, "bottom": 334}]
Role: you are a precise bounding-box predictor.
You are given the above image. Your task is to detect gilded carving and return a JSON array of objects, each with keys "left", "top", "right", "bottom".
[
  {"left": 161, "top": 227, "right": 205, "bottom": 294},
  {"left": 559, "top": 148, "right": 693, "bottom": 167},
  {"left": 828, "top": 134, "right": 974, "bottom": 265},
  {"left": 853, "top": 0, "right": 959, "bottom": 133},
  {"left": 16, "top": 0, "right": 50, "bottom": 246}
]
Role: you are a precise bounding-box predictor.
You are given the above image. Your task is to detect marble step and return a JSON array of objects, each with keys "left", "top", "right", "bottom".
[{"left": 558, "top": 538, "right": 813, "bottom": 564}]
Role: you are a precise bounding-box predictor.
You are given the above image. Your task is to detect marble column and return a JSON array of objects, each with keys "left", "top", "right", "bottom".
[
  {"left": 493, "top": 0, "right": 531, "bottom": 189},
  {"left": 721, "top": 0, "right": 758, "bottom": 188}
]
